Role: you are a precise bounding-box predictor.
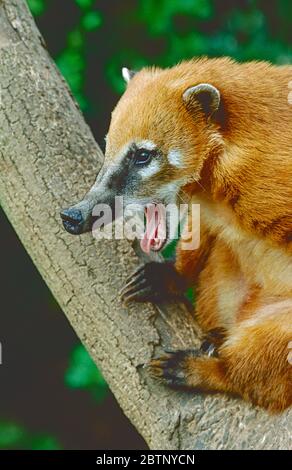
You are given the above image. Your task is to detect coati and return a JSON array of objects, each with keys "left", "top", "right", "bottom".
[{"left": 60, "top": 58, "right": 292, "bottom": 413}]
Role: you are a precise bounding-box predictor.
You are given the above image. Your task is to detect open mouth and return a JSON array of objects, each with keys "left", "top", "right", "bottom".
[{"left": 140, "top": 203, "right": 168, "bottom": 254}]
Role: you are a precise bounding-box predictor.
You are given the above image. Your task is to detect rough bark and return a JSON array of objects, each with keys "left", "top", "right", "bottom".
[{"left": 0, "top": 0, "right": 291, "bottom": 450}]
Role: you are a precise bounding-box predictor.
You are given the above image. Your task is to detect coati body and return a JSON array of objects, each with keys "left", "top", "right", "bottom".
[{"left": 61, "top": 58, "right": 292, "bottom": 412}]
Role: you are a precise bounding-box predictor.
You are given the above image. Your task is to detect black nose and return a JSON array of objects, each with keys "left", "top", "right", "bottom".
[{"left": 60, "top": 208, "right": 85, "bottom": 235}]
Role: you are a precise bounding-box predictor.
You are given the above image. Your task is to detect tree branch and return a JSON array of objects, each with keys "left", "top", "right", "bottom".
[{"left": 0, "top": 0, "right": 290, "bottom": 449}]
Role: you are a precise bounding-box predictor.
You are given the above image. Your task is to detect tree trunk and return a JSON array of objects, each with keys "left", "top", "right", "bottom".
[{"left": 0, "top": 0, "right": 291, "bottom": 450}]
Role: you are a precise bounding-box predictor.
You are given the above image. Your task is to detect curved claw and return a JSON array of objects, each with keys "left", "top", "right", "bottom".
[
  {"left": 121, "top": 284, "right": 154, "bottom": 304},
  {"left": 121, "top": 271, "right": 149, "bottom": 295},
  {"left": 120, "top": 263, "right": 161, "bottom": 304},
  {"left": 124, "top": 264, "right": 146, "bottom": 284},
  {"left": 148, "top": 352, "right": 187, "bottom": 387},
  {"left": 148, "top": 349, "right": 202, "bottom": 388},
  {"left": 120, "top": 277, "right": 148, "bottom": 297},
  {"left": 120, "top": 261, "right": 187, "bottom": 305},
  {"left": 164, "top": 349, "right": 177, "bottom": 355}
]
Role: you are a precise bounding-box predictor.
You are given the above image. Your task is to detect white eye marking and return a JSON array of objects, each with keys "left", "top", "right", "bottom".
[
  {"left": 136, "top": 140, "right": 157, "bottom": 151},
  {"left": 168, "top": 149, "right": 183, "bottom": 168},
  {"left": 139, "top": 159, "right": 160, "bottom": 179}
]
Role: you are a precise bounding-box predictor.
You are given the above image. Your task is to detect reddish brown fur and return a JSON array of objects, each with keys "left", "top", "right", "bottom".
[{"left": 107, "top": 58, "right": 292, "bottom": 412}]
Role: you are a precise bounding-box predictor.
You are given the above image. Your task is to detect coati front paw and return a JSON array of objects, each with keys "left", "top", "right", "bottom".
[
  {"left": 149, "top": 349, "right": 203, "bottom": 388},
  {"left": 120, "top": 261, "right": 187, "bottom": 304}
]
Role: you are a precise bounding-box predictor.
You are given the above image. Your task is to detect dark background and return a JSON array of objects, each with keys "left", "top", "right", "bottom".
[{"left": 0, "top": 0, "right": 291, "bottom": 449}]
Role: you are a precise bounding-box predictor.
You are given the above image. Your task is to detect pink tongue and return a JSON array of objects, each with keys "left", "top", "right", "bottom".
[{"left": 140, "top": 204, "right": 165, "bottom": 254}]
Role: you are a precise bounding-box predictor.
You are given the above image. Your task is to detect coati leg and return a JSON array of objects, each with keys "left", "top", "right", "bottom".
[
  {"left": 150, "top": 307, "right": 292, "bottom": 413},
  {"left": 120, "top": 222, "right": 214, "bottom": 304},
  {"left": 120, "top": 261, "right": 188, "bottom": 304}
]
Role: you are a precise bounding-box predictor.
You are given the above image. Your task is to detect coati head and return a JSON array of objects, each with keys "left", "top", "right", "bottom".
[{"left": 60, "top": 62, "right": 223, "bottom": 252}]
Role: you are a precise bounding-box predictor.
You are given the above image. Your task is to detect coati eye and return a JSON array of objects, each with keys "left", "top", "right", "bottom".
[{"left": 134, "top": 149, "right": 152, "bottom": 165}]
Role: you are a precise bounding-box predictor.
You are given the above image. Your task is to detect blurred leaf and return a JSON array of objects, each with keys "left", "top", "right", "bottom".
[
  {"left": 68, "top": 30, "right": 84, "bottom": 49},
  {"left": 162, "top": 238, "right": 177, "bottom": 259},
  {"left": 186, "top": 287, "right": 195, "bottom": 305},
  {"left": 56, "top": 49, "right": 87, "bottom": 109},
  {"left": 166, "top": 32, "right": 210, "bottom": 64},
  {"left": 228, "top": 8, "right": 265, "bottom": 36},
  {"left": 0, "top": 423, "right": 25, "bottom": 448},
  {"left": 27, "top": 0, "right": 47, "bottom": 16},
  {"left": 75, "top": 0, "right": 96, "bottom": 9},
  {"left": 81, "top": 11, "right": 102, "bottom": 31},
  {"left": 65, "top": 344, "right": 108, "bottom": 403},
  {"left": 30, "top": 436, "right": 61, "bottom": 450},
  {"left": 0, "top": 422, "right": 61, "bottom": 450},
  {"left": 138, "top": 0, "right": 213, "bottom": 35}
]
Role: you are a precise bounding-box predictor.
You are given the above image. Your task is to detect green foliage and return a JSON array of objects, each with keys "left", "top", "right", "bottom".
[
  {"left": 138, "top": 0, "right": 213, "bottom": 35},
  {"left": 30, "top": 435, "right": 60, "bottom": 450},
  {"left": 27, "top": 0, "right": 292, "bottom": 113},
  {"left": 162, "top": 238, "right": 177, "bottom": 259},
  {"left": 0, "top": 422, "right": 25, "bottom": 448},
  {"left": 105, "top": 0, "right": 292, "bottom": 92},
  {"left": 0, "top": 422, "right": 61, "bottom": 450},
  {"left": 81, "top": 11, "right": 102, "bottom": 31},
  {"left": 137, "top": 0, "right": 292, "bottom": 65},
  {"left": 65, "top": 344, "right": 108, "bottom": 403},
  {"left": 55, "top": 5, "right": 102, "bottom": 110},
  {"left": 186, "top": 286, "right": 195, "bottom": 304},
  {"left": 28, "top": 0, "right": 292, "bottom": 112},
  {"left": 27, "top": 0, "right": 47, "bottom": 16},
  {"left": 56, "top": 45, "right": 87, "bottom": 109},
  {"left": 75, "top": 0, "right": 96, "bottom": 9}
]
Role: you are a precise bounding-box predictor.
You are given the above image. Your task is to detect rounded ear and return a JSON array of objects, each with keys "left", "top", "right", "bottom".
[
  {"left": 183, "top": 83, "right": 220, "bottom": 118},
  {"left": 122, "top": 67, "right": 137, "bottom": 83}
]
